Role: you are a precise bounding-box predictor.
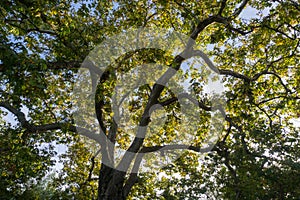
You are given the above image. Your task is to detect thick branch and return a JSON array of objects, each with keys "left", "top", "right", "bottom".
[
  {"left": 187, "top": 16, "right": 220, "bottom": 48},
  {"left": 123, "top": 142, "right": 215, "bottom": 195},
  {"left": 231, "top": 0, "right": 249, "bottom": 18},
  {"left": 140, "top": 144, "right": 213, "bottom": 153},
  {"left": 219, "top": 69, "right": 251, "bottom": 81},
  {"left": 4, "top": 20, "right": 57, "bottom": 36},
  {"left": 26, "top": 28, "right": 56, "bottom": 35},
  {"left": 123, "top": 154, "right": 144, "bottom": 197},
  {"left": 0, "top": 101, "right": 29, "bottom": 128},
  {"left": 192, "top": 50, "right": 220, "bottom": 73},
  {"left": 0, "top": 101, "right": 101, "bottom": 143}
]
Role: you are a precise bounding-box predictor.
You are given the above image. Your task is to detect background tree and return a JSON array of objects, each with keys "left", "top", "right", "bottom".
[{"left": 0, "top": 0, "right": 299, "bottom": 199}]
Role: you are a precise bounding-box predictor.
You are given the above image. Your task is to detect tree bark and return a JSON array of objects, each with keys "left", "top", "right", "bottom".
[{"left": 97, "top": 165, "right": 127, "bottom": 200}]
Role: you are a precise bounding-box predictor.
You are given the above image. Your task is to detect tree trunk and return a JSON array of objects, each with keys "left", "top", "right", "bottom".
[{"left": 97, "top": 165, "right": 128, "bottom": 200}]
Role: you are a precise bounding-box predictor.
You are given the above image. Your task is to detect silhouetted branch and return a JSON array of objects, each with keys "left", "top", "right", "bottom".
[{"left": 0, "top": 101, "right": 101, "bottom": 143}]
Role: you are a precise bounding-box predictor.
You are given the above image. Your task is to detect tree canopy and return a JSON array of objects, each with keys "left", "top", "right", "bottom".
[{"left": 0, "top": 0, "right": 299, "bottom": 199}]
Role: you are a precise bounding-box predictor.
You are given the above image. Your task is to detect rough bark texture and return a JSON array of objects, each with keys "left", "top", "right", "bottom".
[{"left": 97, "top": 166, "right": 126, "bottom": 200}]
